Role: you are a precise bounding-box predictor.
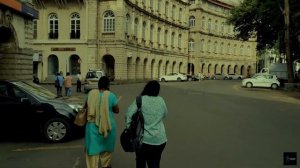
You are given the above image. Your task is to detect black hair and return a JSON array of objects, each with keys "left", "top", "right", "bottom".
[
  {"left": 98, "top": 76, "right": 110, "bottom": 90},
  {"left": 141, "top": 80, "right": 160, "bottom": 96}
]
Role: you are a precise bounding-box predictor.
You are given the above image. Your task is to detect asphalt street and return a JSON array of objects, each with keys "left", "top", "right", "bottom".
[{"left": 1, "top": 80, "right": 300, "bottom": 168}]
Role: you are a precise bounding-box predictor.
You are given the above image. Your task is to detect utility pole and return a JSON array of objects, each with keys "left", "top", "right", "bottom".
[{"left": 284, "top": 0, "right": 294, "bottom": 83}]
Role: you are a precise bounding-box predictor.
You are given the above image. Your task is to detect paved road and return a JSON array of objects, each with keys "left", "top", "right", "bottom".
[{"left": 1, "top": 81, "right": 300, "bottom": 168}]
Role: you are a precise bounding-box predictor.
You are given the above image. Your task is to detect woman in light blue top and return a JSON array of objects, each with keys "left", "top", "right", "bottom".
[{"left": 126, "top": 80, "right": 168, "bottom": 168}]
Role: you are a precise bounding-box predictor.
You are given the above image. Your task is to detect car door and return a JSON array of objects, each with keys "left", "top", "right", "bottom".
[
  {"left": 254, "top": 75, "right": 265, "bottom": 87},
  {"left": 0, "top": 83, "right": 33, "bottom": 136}
]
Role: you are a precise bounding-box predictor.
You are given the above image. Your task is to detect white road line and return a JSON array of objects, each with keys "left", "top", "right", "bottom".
[{"left": 12, "top": 145, "right": 83, "bottom": 152}]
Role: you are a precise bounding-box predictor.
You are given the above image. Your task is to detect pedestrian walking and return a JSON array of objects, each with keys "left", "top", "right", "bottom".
[
  {"left": 85, "top": 76, "right": 120, "bottom": 168},
  {"left": 77, "top": 72, "right": 82, "bottom": 92},
  {"left": 64, "top": 72, "right": 72, "bottom": 97},
  {"left": 126, "top": 80, "right": 168, "bottom": 168},
  {"left": 55, "top": 72, "right": 64, "bottom": 97}
]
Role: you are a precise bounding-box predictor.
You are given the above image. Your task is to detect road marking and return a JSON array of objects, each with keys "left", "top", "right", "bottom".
[{"left": 12, "top": 145, "right": 83, "bottom": 152}]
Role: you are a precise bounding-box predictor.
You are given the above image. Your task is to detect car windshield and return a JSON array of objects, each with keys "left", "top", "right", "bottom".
[{"left": 13, "top": 81, "right": 57, "bottom": 99}]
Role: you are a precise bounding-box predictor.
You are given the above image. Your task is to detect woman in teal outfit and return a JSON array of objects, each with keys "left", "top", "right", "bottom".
[{"left": 85, "top": 76, "right": 120, "bottom": 168}]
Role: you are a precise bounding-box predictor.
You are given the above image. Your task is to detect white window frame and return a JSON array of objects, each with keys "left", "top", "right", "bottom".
[
  {"left": 70, "top": 13, "right": 80, "bottom": 39},
  {"left": 103, "top": 11, "right": 115, "bottom": 33}
]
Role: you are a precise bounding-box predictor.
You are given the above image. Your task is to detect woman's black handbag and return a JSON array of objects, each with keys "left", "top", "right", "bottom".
[{"left": 120, "top": 96, "right": 144, "bottom": 152}]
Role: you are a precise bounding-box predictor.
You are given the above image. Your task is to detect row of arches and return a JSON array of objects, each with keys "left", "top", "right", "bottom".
[
  {"left": 48, "top": 54, "right": 81, "bottom": 75},
  {"left": 199, "top": 63, "right": 252, "bottom": 76},
  {"left": 127, "top": 57, "right": 185, "bottom": 80}
]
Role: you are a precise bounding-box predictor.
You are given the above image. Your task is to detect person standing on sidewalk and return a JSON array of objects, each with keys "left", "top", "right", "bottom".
[
  {"left": 64, "top": 72, "right": 72, "bottom": 97},
  {"left": 85, "top": 76, "right": 120, "bottom": 168},
  {"left": 126, "top": 80, "right": 168, "bottom": 168},
  {"left": 77, "top": 72, "right": 82, "bottom": 92},
  {"left": 55, "top": 72, "right": 64, "bottom": 97}
]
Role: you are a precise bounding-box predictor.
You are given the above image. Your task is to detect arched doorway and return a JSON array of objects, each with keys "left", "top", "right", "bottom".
[
  {"left": 227, "top": 65, "right": 231, "bottom": 74},
  {"left": 172, "top": 61, "right": 176, "bottom": 73},
  {"left": 158, "top": 60, "right": 163, "bottom": 78},
  {"left": 69, "top": 55, "right": 81, "bottom": 75},
  {"left": 48, "top": 55, "right": 58, "bottom": 75},
  {"left": 240, "top": 65, "right": 245, "bottom": 76},
  {"left": 221, "top": 64, "right": 225, "bottom": 73},
  {"left": 179, "top": 62, "right": 183, "bottom": 74},
  {"left": 208, "top": 64, "right": 212, "bottom": 73},
  {"left": 103, "top": 55, "right": 115, "bottom": 81},
  {"left": 151, "top": 59, "right": 155, "bottom": 79},
  {"left": 234, "top": 65, "right": 238, "bottom": 74},
  {"left": 165, "top": 61, "right": 169, "bottom": 75},
  {"left": 135, "top": 57, "right": 141, "bottom": 80},
  {"left": 143, "top": 58, "right": 148, "bottom": 79},
  {"left": 127, "top": 57, "right": 134, "bottom": 80},
  {"left": 247, "top": 66, "right": 252, "bottom": 77},
  {"left": 214, "top": 64, "right": 218, "bottom": 74},
  {"left": 201, "top": 63, "right": 205, "bottom": 73}
]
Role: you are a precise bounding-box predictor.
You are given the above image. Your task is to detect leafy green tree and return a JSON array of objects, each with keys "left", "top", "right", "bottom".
[{"left": 228, "top": 0, "right": 300, "bottom": 81}]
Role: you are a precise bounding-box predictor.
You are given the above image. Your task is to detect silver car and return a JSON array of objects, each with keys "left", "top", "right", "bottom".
[{"left": 83, "top": 70, "right": 106, "bottom": 93}]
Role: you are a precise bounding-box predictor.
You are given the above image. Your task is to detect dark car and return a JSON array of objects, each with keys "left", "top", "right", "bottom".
[{"left": 0, "top": 80, "right": 84, "bottom": 142}]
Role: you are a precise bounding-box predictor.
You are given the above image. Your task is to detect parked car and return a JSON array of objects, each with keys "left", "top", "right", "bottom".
[
  {"left": 242, "top": 74, "right": 280, "bottom": 89},
  {"left": 212, "top": 73, "right": 230, "bottom": 80},
  {"left": 159, "top": 73, "right": 187, "bottom": 82},
  {"left": 84, "top": 70, "right": 106, "bottom": 93},
  {"left": 228, "top": 73, "right": 244, "bottom": 80},
  {"left": 0, "top": 80, "right": 84, "bottom": 142}
]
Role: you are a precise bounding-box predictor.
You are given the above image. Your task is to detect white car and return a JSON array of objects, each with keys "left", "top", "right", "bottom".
[
  {"left": 228, "top": 73, "right": 244, "bottom": 80},
  {"left": 159, "top": 73, "right": 187, "bottom": 82},
  {"left": 242, "top": 74, "right": 280, "bottom": 89}
]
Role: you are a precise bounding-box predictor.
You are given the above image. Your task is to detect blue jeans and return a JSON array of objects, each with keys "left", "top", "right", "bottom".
[
  {"left": 65, "top": 88, "right": 72, "bottom": 97},
  {"left": 136, "top": 143, "right": 166, "bottom": 168}
]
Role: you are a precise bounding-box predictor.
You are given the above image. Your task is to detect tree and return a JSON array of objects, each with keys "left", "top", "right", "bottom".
[{"left": 227, "top": 0, "right": 300, "bottom": 82}]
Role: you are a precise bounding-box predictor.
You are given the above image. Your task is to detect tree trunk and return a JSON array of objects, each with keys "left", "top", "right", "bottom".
[{"left": 284, "top": 0, "right": 294, "bottom": 83}]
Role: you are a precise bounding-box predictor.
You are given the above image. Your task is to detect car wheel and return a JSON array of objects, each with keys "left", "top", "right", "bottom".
[
  {"left": 246, "top": 82, "right": 253, "bottom": 88},
  {"left": 224, "top": 77, "right": 228, "bottom": 80},
  {"left": 43, "top": 118, "right": 71, "bottom": 143},
  {"left": 238, "top": 77, "right": 242, "bottom": 80},
  {"left": 161, "top": 78, "right": 166, "bottom": 82},
  {"left": 271, "top": 83, "right": 278, "bottom": 89},
  {"left": 188, "top": 77, "right": 192, "bottom": 81},
  {"left": 177, "top": 77, "right": 182, "bottom": 81}
]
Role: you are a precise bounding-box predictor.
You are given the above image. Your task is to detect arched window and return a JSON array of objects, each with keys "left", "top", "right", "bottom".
[
  {"left": 179, "top": 8, "right": 182, "bottom": 21},
  {"left": 201, "top": 17, "right": 206, "bottom": 30},
  {"left": 158, "top": 0, "right": 161, "bottom": 13},
  {"left": 208, "top": 19, "right": 211, "bottom": 33},
  {"left": 125, "top": 14, "right": 130, "bottom": 34},
  {"left": 171, "top": 32, "right": 175, "bottom": 47},
  {"left": 134, "top": 18, "right": 138, "bottom": 38},
  {"left": 189, "top": 16, "right": 195, "bottom": 27},
  {"left": 214, "top": 20, "right": 218, "bottom": 32},
  {"left": 178, "top": 34, "right": 182, "bottom": 48},
  {"left": 157, "top": 28, "right": 161, "bottom": 45},
  {"left": 70, "top": 13, "right": 80, "bottom": 39},
  {"left": 164, "top": 30, "right": 168, "bottom": 46},
  {"left": 172, "top": 5, "right": 176, "bottom": 20},
  {"left": 103, "top": 11, "right": 115, "bottom": 32},
  {"left": 214, "top": 41, "right": 218, "bottom": 53},
  {"left": 142, "top": 22, "right": 146, "bottom": 40},
  {"left": 165, "top": 2, "right": 169, "bottom": 17},
  {"left": 200, "top": 39, "right": 205, "bottom": 52},
  {"left": 188, "top": 39, "right": 194, "bottom": 52},
  {"left": 221, "top": 22, "right": 225, "bottom": 33},
  {"left": 48, "top": 13, "right": 58, "bottom": 39},
  {"left": 207, "top": 40, "right": 211, "bottom": 53},
  {"left": 33, "top": 19, "right": 37, "bottom": 39},
  {"left": 150, "top": 24, "right": 154, "bottom": 42}
]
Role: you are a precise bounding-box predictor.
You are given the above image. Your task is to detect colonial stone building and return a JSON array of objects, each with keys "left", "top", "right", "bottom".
[
  {"left": 188, "top": 0, "right": 256, "bottom": 77},
  {"left": 0, "top": 0, "right": 38, "bottom": 80},
  {"left": 32, "top": 0, "right": 190, "bottom": 82},
  {"left": 32, "top": 0, "right": 256, "bottom": 82}
]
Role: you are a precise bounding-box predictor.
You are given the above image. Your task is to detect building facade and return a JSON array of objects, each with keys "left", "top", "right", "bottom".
[
  {"left": 32, "top": 0, "right": 190, "bottom": 82},
  {"left": 0, "top": 0, "right": 38, "bottom": 80},
  {"left": 188, "top": 0, "right": 256, "bottom": 77}
]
